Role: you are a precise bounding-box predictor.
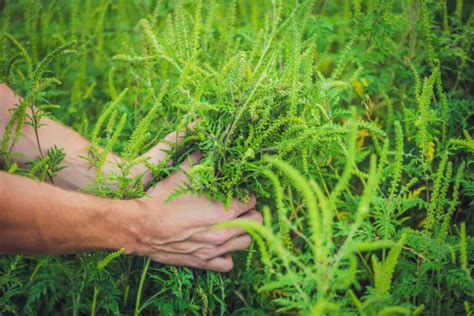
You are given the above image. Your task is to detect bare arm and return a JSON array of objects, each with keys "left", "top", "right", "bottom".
[
  {"left": 0, "top": 171, "right": 134, "bottom": 254},
  {"left": 0, "top": 155, "right": 261, "bottom": 272},
  {"left": 0, "top": 83, "right": 180, "bottom": 190},
  {"left": 0, "top": 84, "right": 262, "bottom": 272}
]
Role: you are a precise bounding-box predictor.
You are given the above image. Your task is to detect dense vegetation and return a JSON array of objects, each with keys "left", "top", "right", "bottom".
[{"left": 1, "top": 0, "right": 473, "bottom": 314}]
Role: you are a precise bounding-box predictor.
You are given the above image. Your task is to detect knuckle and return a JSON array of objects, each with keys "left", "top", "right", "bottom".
[
  {"left": 194, "top": 250, "right": 210, "bottom": 261},
  {"left": 169, "top": 241, "right": 200, "bottom": 254},
  {"left": 195, "top": 247, "right": 216, "bottom": 260}
]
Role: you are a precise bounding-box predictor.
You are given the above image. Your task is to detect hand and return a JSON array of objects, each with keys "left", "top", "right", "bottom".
[
  {"left": 131, "top": 122, "right": 196, "bottom": 187},
  {"left": 130, "top": 153, "right": 262, "bottom": 272}
]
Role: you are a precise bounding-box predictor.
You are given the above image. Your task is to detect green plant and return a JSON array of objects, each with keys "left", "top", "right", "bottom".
[{"left": 0, "top": 0, "right": 472, "bottom": 314}]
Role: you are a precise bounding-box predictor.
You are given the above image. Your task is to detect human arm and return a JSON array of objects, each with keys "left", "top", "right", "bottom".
[
  {"left": 0, "top": 83, "right": 181, "bottom": 190},
  {"left": 0, "top": 83, "right": 262, "bottom": 271},
  {"left": 0, "top": 156, "right": 261, "bottom": 272}
]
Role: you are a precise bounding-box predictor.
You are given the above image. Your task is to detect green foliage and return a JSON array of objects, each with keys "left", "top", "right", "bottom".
[
  {"left": 372, "top": 234, "right": 406, "bottom": 296},
  {"left": 0, "top": 0, "right": 473, "bottom": 314},
  {"left": 97, "top": 248, "right": 125, "bottom": 270}
]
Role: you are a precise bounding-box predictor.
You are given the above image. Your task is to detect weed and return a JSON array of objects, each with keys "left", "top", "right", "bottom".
[{"left": 0, "top": 0, "right": 472, "bottom": 314}]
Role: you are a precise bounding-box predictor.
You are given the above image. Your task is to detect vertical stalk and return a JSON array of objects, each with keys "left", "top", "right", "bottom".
[
  {"left": 91, "top": 286, "right": 98, "bottom": 316},
  {"left": 134, "top": 258, "right": 150, "bottom": 316},
  {"left": 72, "top": 293, "right": 80, "bottom": 316}
]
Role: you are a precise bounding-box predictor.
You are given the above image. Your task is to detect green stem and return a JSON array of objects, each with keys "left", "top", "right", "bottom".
[
  {"left": 91, "top": 286, "right": 98, "bottom": 316},
  {"left": 134, "top": 258, "right": 151, "bottom": 316}
]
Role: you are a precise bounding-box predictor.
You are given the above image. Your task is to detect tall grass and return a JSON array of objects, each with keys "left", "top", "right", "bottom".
[{"left": 0, "top": 0, "right": 472, "bottom": 314}]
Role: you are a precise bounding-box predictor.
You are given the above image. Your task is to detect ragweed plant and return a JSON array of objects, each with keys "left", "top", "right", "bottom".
[{"left": 0, "top": 0, "right": 473, "bottom": 315}]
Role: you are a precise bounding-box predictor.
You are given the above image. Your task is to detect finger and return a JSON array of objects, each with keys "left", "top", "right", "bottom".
[
  {"left": 166, "top": 151, "right": 202, "bottom": 184},
  {"left": 148, "top": 251, "right": 204, "bottom": 268},
  {"left": 194, "top": 234, "right": 252, "bottom": 260},
  {"left": 191, "top": 210, "right": 262, "bottom": 244},
  {"left": 156, "top": 210, "right": 255, "bottom": 252},
  {"left": 226, "top": 194, "right": 257, "bottom": 218},
  {"left": 149, "top": 252, "right": 233, "bottom": 272},
  {"left": 149, "top": 152, "right": 202, "bottom": 195},
  {"left": 202, "top": 194, "right": 257, "bottom": 223},
  {"left": 156, "top": 239, "right": 209, "bottom": 254},
  {"left": 205, "top": 254, "right": 233, "bottom": 272},
  {"left": 181, "top": 151, "right": 202, "bottom": 169},
  {"left": 145, "top": 125, "right": 196, "bottom": 166},
  {"left": 161, "top": 120, "right": 200, "bottom": 148}
]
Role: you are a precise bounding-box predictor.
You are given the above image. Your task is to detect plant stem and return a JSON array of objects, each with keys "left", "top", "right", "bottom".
[
  {"left": 91, "top": 286, "right": 98, "bottom": 316},
  {"left": 134, "top": 257, "right": 150, "bottom": 316},
  {"left": 30, "top": 103, "right": 55, "bottom": 183}
]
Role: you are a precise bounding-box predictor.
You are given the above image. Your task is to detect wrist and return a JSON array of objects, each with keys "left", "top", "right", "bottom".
[
  {"left": 111, "top": 197, "right": 165, "bottom": 256},
  {"left": 104, "top": 199, "right": 146, "bottom": 255}
]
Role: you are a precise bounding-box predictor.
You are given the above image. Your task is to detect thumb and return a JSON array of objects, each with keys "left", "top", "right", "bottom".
[
  {"left": 173, "top": 151, "right": 203, "bottom": 183},
  {"left": 148, "top": 152, "right": 202, "bottom": 196},
  {"left": 144, "top": 120, "right": 199, "bottom": 166}
]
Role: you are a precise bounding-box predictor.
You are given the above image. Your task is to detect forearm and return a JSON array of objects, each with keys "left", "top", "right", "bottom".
[
  {"left": 11, "top": 115, "right": 120, "bottom": 190},
  {"left": 0, "top": 84, "right": 147, "bottom": 190},
  {"left": 0, "top": 158, "right": 260, "bottom": 272},
  {"left": 0, "top": 171, "right": 140, "bottom": 255}
]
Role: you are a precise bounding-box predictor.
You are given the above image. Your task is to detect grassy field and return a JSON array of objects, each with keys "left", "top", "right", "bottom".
[{"left": 0, "top": 0, "right": 473, "bottom": 314}]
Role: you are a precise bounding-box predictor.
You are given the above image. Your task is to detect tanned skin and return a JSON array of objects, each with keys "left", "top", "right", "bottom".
[{"left": 0, "top": 84, "right": 261, "bottom": 272}]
